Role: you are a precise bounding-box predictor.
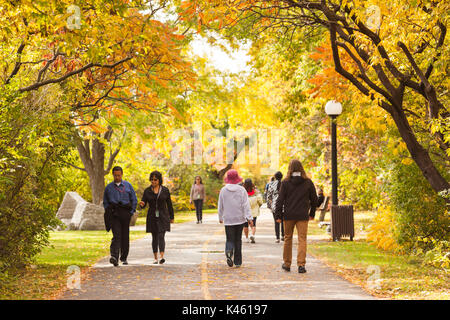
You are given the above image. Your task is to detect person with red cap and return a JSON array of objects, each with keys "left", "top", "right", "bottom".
[{"left": 218, "top": 169, "right": 253, "bottom": 268}]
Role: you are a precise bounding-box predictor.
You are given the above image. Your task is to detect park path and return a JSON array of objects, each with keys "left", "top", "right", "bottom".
[{"left": 60, "top": 207, "right": 376, "bottom": 300}]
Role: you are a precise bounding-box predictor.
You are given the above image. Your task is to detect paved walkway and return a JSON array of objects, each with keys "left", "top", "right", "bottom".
[{"left": 60, "top": 207, "right": 376, "bottom": 300}]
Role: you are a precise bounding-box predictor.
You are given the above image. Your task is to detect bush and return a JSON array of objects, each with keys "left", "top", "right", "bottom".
[
  {"left": 386, "top": 161, "right": 449, "bottom": 251},
  {"left": 417, "top": 239, "right": 449, "bottom": 270},
  {"left": 0, "top": 89, "right": 70, "bottom": 272},
  {"left": 367, "top": 204, "right": 400, "bottom": 252},
  {"left": 368, "top": 160, "right": 449, "bottom": 263}
]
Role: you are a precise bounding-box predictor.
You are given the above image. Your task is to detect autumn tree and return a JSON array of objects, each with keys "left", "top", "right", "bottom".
[
  {"left": 1, "top": 1, "right": 196, "bottom": 204},
  {"left": 0, "top": 0, "right": 195, "bottom": 268},
  {"left": 177, "top": 0, "right": 449, "bottom": 199}
]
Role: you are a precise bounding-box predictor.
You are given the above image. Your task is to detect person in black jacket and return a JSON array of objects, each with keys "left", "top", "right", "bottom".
[
  {"left": 139, "top": 171, "right": 174, "bottom": 265},
  {"left": 275, "top": 159, "right": 318, "bottom": 273}
]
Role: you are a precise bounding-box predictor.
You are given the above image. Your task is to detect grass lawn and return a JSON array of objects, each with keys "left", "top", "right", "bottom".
[
  {"left": 307, "top": 210, "right": 450, "bottom": 300},
  {"left": 0, "top": 230, "right": 146, "bottom": 300}
]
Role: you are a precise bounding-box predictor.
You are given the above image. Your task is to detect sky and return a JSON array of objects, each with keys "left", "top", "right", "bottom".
[
  {"left": 151, "top": 5, "right": 252, "bottom": 75},
  {"left": 189, "top": 34, "right": 253, "bottom": 74}
]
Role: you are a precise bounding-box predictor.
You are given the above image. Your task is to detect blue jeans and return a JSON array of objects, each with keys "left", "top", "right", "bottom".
[{"left": 225, "top": 223, "right": 245, "bottom": 266}]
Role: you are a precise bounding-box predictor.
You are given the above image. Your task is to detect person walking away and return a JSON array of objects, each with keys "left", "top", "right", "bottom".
[
  {"left": 263, "top": 176, "right": 274, "bottom": 203},
  {"left": 190, "top": 176, "right": 206, "bottom": 224},
  {"left": 243, "top": 178, "right": 263, "bottom": 243},
  {"left": 267, "top": 171, "right": 284, "bottom": 242},
  {"left": 103, "top": 166, "right": 137, "bottom": 267},
  {"left": 218, "top": 169, "right": 253, "bottom": 268},
  {"left": 139, "top": 170, "right": 174, "bottom": 264},
  {"left": 275, "top": 159, "right": 318, "bottom": 273}
]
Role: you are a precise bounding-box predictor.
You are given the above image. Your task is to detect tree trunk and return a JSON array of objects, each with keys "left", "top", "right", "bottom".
[
  {"left": 74, "top": 127, "right": 123, "bottom": 205},
  {"left": 390, "top": 107, "right": 450, "bottom": 196},
  {"left": 89, "top": 138, "right": 107, "bottom": 205}
]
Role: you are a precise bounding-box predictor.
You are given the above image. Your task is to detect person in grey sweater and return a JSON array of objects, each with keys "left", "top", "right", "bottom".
[{"left": 218, "top": 169, "right": 253, "bottom": 268}]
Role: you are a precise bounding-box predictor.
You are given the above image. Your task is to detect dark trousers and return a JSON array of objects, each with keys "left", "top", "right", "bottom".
[
  {"left": 194, "top": 199, "right": 203, "bottom": 222},
  {"left": 151, "top": 231, "right": 166, "bottom": 253},
  {"left": 225, "top": 223, "right": 245, "bottom": 266},
  {"left": 110, "top": 208, "right": 131, "bottom": 261},
  {"left": 273, "top": 213, "right": 284, "bottom": 240}
]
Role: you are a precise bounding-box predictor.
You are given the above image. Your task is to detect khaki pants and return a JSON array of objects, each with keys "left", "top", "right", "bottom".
[{"left": 283, "top": 220, "right": 308, "bottom": 267}]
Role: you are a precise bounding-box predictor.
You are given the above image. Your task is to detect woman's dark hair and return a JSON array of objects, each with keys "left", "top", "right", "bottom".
[
  {"left": 243, "top": 178, "right": 254, "bottom": 192},
  {"left": 271, "top": 176, "right": 275, "bottom": 181},
  {"left": 285, "top": 159, "right": 308, "bottom": 181},
  {"left": 149, "top": 170, "right": 163, "bottom": 185},
  {"left": 112, "top": 166, "right": 123, "bottom": 174},
  {"left": 194, "top": 176, "right": 203, "bottom": 184},
  {"left": 274, "top": 171, "right": 283, "bottom": 181}
]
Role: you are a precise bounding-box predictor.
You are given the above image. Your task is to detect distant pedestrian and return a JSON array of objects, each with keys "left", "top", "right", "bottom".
[
  {"left": 243, "top": 178, "right": 263, "bottom": 244},
  {"left": 275, "top": 159, "right": 318, "bottom": 273},
  {"left": 263, "top": 176, "right": 274, "bottom": 202},
  {"left": 267, "top": 171, "right": 284, "bottom": 243},
  {"left": 218, "top": 169, "right": 253, "bottom": 268},
  {"left": 139, "top": 171, "right": 174, "bottom": 265},
  {"left": 317, "top": 188, "right": 325, "bottom": 208},
  {"left": 190, "top": 176, "right": 206, "bottom": 224},
  {"left": 103, "top": 166, "right": 137, "bottom": 267}
]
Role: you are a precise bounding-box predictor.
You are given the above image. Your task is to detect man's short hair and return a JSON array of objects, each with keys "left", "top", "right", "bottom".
[{"left": 112, "top": 166, "right": 123, "bottom": 174}]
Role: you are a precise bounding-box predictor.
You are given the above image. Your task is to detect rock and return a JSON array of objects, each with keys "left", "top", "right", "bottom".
[
  {"left": 79, "top": 203, "right": 106, "bottom": 230},
  {"left": 56, "top": 192, "right": 105, "bottom": 230},
  {"left": 56, "top": 192, "right": 81, "bottom": 230}
]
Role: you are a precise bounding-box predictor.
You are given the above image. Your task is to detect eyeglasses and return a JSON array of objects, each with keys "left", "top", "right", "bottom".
[{"left": 151, "top": 178, "right": 159, "bottom": 181}]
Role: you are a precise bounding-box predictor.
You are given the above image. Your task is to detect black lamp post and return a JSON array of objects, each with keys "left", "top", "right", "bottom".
[{"left": 325, "top": 100, "right": 342, "bottom": 206}]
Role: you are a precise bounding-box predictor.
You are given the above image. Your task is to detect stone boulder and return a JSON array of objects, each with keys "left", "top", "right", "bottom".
[{"left": 56, "top": 192, "right": 105, "bottom": 231}]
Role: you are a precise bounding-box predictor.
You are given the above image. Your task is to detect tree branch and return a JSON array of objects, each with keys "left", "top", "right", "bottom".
[{"left": 19, "top": 56, "right": 132, "bottom": 92}]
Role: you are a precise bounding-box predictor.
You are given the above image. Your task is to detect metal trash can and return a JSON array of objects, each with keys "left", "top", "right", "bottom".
[{"left": 331, "top": 205, "right": 354, "bottom": 241}]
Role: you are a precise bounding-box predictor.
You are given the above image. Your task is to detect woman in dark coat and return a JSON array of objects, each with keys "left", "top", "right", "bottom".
[{"left": 139, "top": 170, "right": 174, "bottom": 264}]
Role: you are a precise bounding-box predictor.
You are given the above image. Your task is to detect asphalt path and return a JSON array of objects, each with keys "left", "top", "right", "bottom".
[{"left": 60, "top": 207, "right": 376, "bottom": 300}]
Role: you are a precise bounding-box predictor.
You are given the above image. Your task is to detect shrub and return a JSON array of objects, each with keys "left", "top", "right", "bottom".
[
  {"left": 416, "top": 238, "right": 450, "bottom": 270},
  {"left": 367, "top": 204, "right": 400, "bottom": 252},
  {"left": 368, "top": 160, "right": 449, "bottom": 265},
  {"left": 0, "top": 89, "right": 70, "bottom": 272},
  {"left": 386, "top": 161, "right": 449, "bottom": 252}
]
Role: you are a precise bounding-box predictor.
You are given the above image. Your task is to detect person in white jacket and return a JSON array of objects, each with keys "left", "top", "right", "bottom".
[
  {"left": 243, "top": 178, "right": 263, "bottom": 243},
  {"left": 218, "top": 169, "right": 253, "bottom": 268}
]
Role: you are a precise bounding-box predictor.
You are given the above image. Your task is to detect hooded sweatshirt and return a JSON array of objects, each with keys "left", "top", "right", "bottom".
[
  {"left": 274, "top": 176, "right": 318, "bottom": 221},
  {"left": 218, "top": 184, "right": 252, "bottom": 226}
]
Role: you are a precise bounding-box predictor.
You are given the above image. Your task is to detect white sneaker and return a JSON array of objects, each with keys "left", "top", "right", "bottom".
[{"left": 246, "top": 237, "right": 250, "bottom": 243}]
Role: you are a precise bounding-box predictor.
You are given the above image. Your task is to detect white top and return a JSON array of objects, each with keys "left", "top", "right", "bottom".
[
  {"left": 248, "top": 192, "right": 263, "bottom": 218},
  {"left": 218, "top": 184, "right": 252, "bottom": 226}
]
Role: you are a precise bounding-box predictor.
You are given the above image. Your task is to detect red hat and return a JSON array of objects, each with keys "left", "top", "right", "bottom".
[{"left": 224, "top": 169, "right": 243, "bottom": 184}]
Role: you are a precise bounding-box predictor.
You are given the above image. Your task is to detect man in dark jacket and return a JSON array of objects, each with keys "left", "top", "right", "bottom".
[
  {"left": 103, "top": 166, "right": 137, "bottom": 267},
  {"left": 275, "top": 160, "right": 318, "bottom": 273}
]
